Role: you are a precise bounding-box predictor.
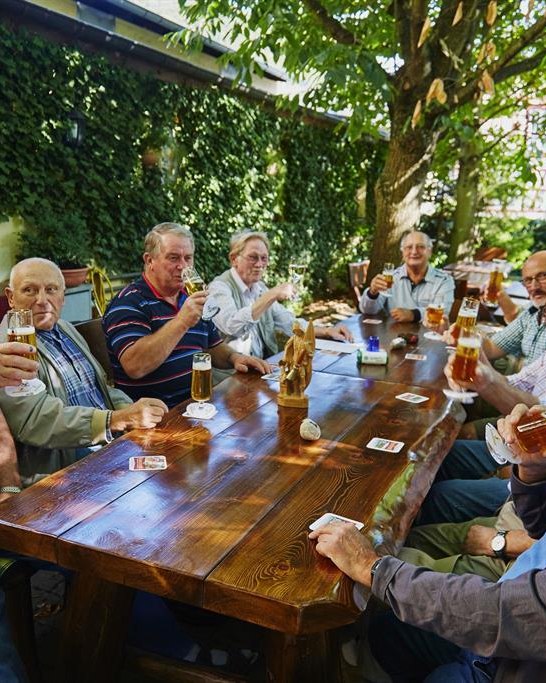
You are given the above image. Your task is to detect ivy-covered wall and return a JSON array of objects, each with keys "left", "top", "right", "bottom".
[{"left": 0, "top": 22, "right": 381, "bottom": 293}]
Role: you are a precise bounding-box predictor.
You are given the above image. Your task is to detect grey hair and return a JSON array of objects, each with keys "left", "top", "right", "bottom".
[
  {"left": 229, "top": 230, "right": 270, "bottom": 261},
  {"left": 144, "top": 222, "right": 194, "bottom": 257},
  {"left": 400, "top": 231, "right": 433, "bottom": 251},
  {"left": 9, "top": 258, "right": 65, "bottom": 290}
]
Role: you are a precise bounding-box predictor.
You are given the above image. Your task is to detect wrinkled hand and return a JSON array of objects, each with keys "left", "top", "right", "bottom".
[
  {"left": 442, "top": 323, "right": 457, "bottom": 346},
  {"left": 497, "top": 404, "right": 546, "bottom": 481},
  {"left": 391, "top": 308, "right": 414, "bottom": 323},
  {"left": 308, "top": 522, "right": 378, "bottom": 587},
  {"left": 444, "top": 353, "right": 495, "bottom": 393},
  {"left": 179, "top": 290, "right": 208, "bottom": 328},
  {"left": 318, "top": 324, "right": 354, "bottom": 343},
  {"left": 111, "top": 398, "right": 169, "bottom": 431},
  {"left": 0, "top": 342, "right": 39, "bottom": 388},
  {"left": 369, "top": 274, "right": 390, "bottom": 296},
  {"left": 463, "top": 525, "right": 497, "bottom": 556},
  {"left": 271, "top": 282, "right": 295, "bottom": 302},
  {"left": 232, "top": 353, "right": 271, "bottom": 376}
]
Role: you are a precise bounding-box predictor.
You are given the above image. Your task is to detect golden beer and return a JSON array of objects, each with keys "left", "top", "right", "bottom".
[
  {"left": 7, "top": 326, "right": 37, "bottom": 361},
  {"left": 426, "top": 305, "right": 444, "bottom": 328},
  {"left": 191, "top": 353, "right": 212, "bottom": 403},
  {"left": 453, "top": 298, "right": 479, "bottom": 341},
  {"left": 485, "top": 270, "right": 503, "bottom": 305},
  {"left": 185, "top": 278, "right": 205, "bottom": 295},
  {"left": 514, "top": 412, "right": 546, "bottom": 454},
  {"left": 452, "top": 335, "right": 480, "bottom": 382},
  {"left": 383, "top": 273, "right": 394, "bottom": 289}
]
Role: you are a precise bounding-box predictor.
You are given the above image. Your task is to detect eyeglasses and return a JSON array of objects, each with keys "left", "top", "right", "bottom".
[
  {"left": 522, "top": 272, "right": 546, "bottom": 288},
  {"left": 242, "top": 254, "right": 269, "bottom": 264},
  {"left": 402, "top": 244, "right": 428, "bottom": 252}
]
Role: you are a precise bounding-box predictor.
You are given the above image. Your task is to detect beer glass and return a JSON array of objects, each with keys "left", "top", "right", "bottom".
[
  {"left": 288, "top": 263, "right": 306, "bottom": 301},
  {"left": 485, "top": 269, "right": 503, "bottom": 307},
  {"left": 514, "top": 412, "right": 546, "bottom": 454},
  {"left": 382, "top": 263, "right": 395, "bottom": 297},
  {"left": 187, "top": 352, "right": 214, "bottom": 417},
  {"left": 452, "top": 330, "right": 481, "bottom": 383},
  {"left": 4, "top": 309, "right": 45, "bottom": 397},
  {"left": 452, "top": 297, "right": 479, "bottom": 342},
  {"left": 181, "top": 267, "right": 220, "bottom": 321},
  {"left": 423, "top": 303, "right": 444, "bottom": 341}
]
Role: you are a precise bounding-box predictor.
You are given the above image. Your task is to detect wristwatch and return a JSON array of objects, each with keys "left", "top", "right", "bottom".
[
  {"left": 370, "top": 556, "right": 386, "bottom": 585},
  {"left": 491, "top": 529, "right": 508, "bottom": 558},
  {"left": 0, "top": 486, "right": 21, "bottom": 494}
]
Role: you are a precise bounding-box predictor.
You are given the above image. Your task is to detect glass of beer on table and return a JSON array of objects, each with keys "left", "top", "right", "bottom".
[
  {"left": 382, "top": 263, "right": 395, "bottom": 297},
  {"left": 485, "top": 268, "right": 503, "bottom": 307},
  {"left": 4, "top": 309, "right": 45, "bottom": 397},
  {"left": 452, "top": 297, "right": 479, "bottom": 342},
  {"left": 187, "top": 352, "right": 215, "bottom": 417},
  {"left": 424, "top": 303, "right": 445, "bottom": 341},
  {"left": 181, "top": 266, "right": 220, "bottom": 321}
]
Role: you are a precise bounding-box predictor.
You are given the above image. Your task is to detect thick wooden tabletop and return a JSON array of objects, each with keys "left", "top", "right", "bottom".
[{"left": 0, "top": 367, "right": 464, "bottom": 637}]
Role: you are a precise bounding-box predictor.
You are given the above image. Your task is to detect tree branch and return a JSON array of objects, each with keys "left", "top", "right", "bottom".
[
  {"left": 302, "top": 0, "right": 360, "bottom": 45},
  {"left": 496, "top": 49, "right": 546, "bottom": 83},
  {"left": 490, "top": 14, "right": 546, "bottom": 77}
]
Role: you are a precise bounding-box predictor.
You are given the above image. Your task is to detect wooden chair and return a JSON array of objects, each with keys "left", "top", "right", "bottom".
[
  {"left": 74, "top": 318, "right": 113, "bottom": 382},
  {"left": 348, "top": 260, "right": 370, "bottom": 305}
]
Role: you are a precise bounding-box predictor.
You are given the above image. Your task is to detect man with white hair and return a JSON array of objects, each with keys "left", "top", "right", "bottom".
[
  {"left": 0, "top": 258, "right": 168, "bottom": 485},
  {"left": 359, "top": 230, "right": 455, "bottom": 322}
]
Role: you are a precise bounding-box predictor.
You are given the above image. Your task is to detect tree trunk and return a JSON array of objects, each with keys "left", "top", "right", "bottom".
[
  {"left": 368, "top": 120, "right": 440, "bottom": 280},
  {"left": 448, "top": 138, "right": 481, "bottom": 263}
]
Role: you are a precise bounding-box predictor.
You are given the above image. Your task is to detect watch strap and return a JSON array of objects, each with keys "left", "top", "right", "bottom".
[
  {"left": 370, "top": 556, "right": 385, "bottom": 584},
  {"left": 492, "top": 529, "right": 508, "bottom": 558},
  {"left": 0, "top": 486, "right": 22, "bottom": 494}
]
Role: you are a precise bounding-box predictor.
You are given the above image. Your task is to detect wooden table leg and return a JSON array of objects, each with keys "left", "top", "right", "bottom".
[
  {"left": 265, "top": 629, "right": 341, "bottom": 683},
  {"left": 57, "top": 571, "right": 134, "bottom": 683}
]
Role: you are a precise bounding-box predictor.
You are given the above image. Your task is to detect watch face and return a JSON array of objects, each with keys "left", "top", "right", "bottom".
[{"left": 492, "top": 534, "right": 506, "bottom": 552}]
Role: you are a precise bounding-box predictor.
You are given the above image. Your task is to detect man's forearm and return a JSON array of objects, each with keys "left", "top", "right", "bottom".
[
  {"left": 482, "top": 336, "right": 506, "bottom": 361},
  {"left": 479, "top": 376, "right": 538, "bottom": 414},
  {"left": 210, "top": 342, "right": 238, "bottom": 369},
  {"left": 0, "top": 411, "right": 21, "bottom": 488}
]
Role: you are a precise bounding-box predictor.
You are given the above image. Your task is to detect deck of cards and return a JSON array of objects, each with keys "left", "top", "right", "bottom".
[
  {"left": 366, "top": 437, "right": 405, "bottom": 453},
  {"left": 129, "top": 455, "right": 167, "bottom": 471},
  {"left": 309, "top": 512, "right": 365, "bottom": 531}
]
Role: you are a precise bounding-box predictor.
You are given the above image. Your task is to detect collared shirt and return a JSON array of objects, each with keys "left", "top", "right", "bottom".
[
  {"left": 491, "top": 306, "right": 546, "bottom": 365},
  {"left": 359, "top": 264, "right": 454, "bottom": 320},
  {"left": 508, "top": 350, "right": 546, "bottom": 403},
  {"left": 103, "top": 275, "right": 222, "bottom": 408},
  {"left": 38, "top": 325, "right": 108, "bottom": 410},
  {"left": 209, "top": 268, "right": 301, "bottom": 357}
]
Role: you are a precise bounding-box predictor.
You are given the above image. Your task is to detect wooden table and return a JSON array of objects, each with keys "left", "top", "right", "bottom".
[{"left": 0, "top": 319, "right": 464, "bottom": 683}]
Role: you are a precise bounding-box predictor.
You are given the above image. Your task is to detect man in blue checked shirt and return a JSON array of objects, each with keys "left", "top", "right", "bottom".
[
  {"left": 103, "top": 223, "right": 270, "bottom": 409},
  {"left": 0, "top": 258, "right": 168, "bottom": 486}
]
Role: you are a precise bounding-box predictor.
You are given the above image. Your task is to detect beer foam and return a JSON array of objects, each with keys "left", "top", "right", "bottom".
[
  {"left": 193, "top": 360, "right": 211, "bottom": 371},
  {"left": 458, "top": 337, "right": 481, "bottom": 349},
  {"left": 459, "top": 307, "right": 478, "bottom": 318},
  {"left": 7, "top": 326, "right": 34, "bottom": 335}
]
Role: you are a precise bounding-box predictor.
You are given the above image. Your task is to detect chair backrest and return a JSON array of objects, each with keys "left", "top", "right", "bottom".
[
  {"left": 474, "top": 246, "right": 508, "bottom": 261},
  {"left": 348, "top": 260, "right": 370, "bottom": 305},
  {"left": 74, "top": 318, "right": 113, "bottom": 382}
]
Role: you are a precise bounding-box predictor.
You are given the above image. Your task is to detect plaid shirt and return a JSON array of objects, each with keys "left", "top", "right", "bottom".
[
  {"left": 491, "top": 306, "right": 546, "bottom": 365},
  {"left": 38, "top": 326, "right": 108, "bottom": 409},
  {"left": 508, "top": 350, "right": 546, "bottom": 404}
]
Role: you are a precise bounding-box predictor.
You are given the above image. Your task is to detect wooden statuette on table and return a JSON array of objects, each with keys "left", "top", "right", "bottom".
[{"left": 278, "top": 321, "right": 315, "bottom": 408}]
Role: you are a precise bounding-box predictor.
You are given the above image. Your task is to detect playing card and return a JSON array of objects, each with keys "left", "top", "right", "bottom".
[
  {"left": 261, "top": 371, "right": 281, "bottom": 381},
  {"left": 405, "top": 353, "right": 427, "bottom": 361},
  {"left": 366, "top": 437, "right": 405, "bottom": 453},
  {"left": 396, "top": 392, "right": 429, "bottom": 404},
  {"left": 309, "top": 512, "right": 365, "bottom": 531},
  {"left": 485, "top": 423, "right": 521, "bottom": 465},
  {"left": 362, "top": 318, "right": 382, "bottom": 325},
  {"left": 129, "top": 455, "right": 167, "bottom": 471}
]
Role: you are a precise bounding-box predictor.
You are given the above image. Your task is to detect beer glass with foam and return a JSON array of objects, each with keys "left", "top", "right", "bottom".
[
  {"left": 485, "top": 269, "right": 503, "bottom": 307},
  {"left": 423, "top": 303, "right": 445, "bottom": 340},
  {"left": 4, "top": 309, "right": 45, "bottom": 397},
  {"left": 188, "top": 351, "right": 214, "bottom": 416},
  {"left": 288, "top": 263, "right": 306, "bottom": 302},
  {"left": 181, "top": 267, "right": 220, "bottom": 321},
  {"left": 452, "top": 330, "right": 481, "bottom": 383},
  {"left": 453, "top": 297, "right": 479, "bottom": 342},
  {"left": 382, "top": 263, "right": 395, "bottom": 297}
]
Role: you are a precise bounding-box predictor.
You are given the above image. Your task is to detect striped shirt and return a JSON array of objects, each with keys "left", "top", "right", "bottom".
[
  {"left": 508, "top": 350, "right": 546, "bottom": 403},
  {"left": 491, "top": 306, "right": 546, "bottom": 365},
  {"left": 103, "top": 275, "right": 222, "bottom": 408}
]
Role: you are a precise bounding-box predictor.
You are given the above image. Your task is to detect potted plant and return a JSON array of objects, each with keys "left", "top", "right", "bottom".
[{"left": 18, "top": 211, "right": 92, "bottom": 287}]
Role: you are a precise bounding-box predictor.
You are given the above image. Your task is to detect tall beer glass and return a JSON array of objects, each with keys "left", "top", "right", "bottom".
[
  {"left": 188, "top": 352, "right": 213, "bottom": 416},
  {"left": 453, "top": 297, "right": 479, "bottom": 341},
  {"left": 288, "top": 263, "right": 306, "bottom": 301},
  {"left": 485, "top": 269, "right": 503, "bottom": 307},
  {"left": 5, "top": 309, "right": 45, "bottom": 397},
  {"left": 452, "top": 330, "right": 481, "bottom": 383},
  {"left": 423, "top": 303, "right": 444, "bottom": 340},
  {"left": 514, "top": 412, "right": 546, "bottom": 454},
  {"left": 181, "top": 266, "right": 220, "bottom": 321},
  {"left": 382, "top": 263, "right": 395, "bottom": 297}
]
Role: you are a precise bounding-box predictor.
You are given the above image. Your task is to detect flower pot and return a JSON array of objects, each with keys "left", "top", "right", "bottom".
[{"left": 62, "top": 267, "right": 89, "bottom": 288}]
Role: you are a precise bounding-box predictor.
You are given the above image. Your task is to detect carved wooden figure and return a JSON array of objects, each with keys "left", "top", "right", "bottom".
[{"left": 278, "top": 321, "right": 315, "bottom": 408}]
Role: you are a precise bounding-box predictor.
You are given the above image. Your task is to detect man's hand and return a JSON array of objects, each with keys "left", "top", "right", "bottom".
[
  {"left": 178, "top": 290, "right": 208, "bottom": 328},
  {"left": 231, "top": 353, "right": 271, "bottom": 376},
  {"left": 317, "top": 324, "right": 354, "bottom": 343},
  {"left": 0, "top": 342, "right": 39, "bottom": 388},
  {"left": 463, "top": 525, "right": 497, "bottom": 556},
  {"left": 111, "top": 398, "right": 169, "bottom": 432},
  {"left": 498, "top": 404, "right": 546, "bottom": 482},
  {"left": 309, "top": 522, "right": 379, "bottom": 587},
  {"left": 391, "top": 308, "right": 414, "bottom": 323},
  {"left": 444, "top": 352, "right": 496, "bottom": 394},
  {"left": 270, "top": 283, "right": 295, "bottom": 302},
  {"left": 369, "top": 274, "right": 390, "bottom": 296}
]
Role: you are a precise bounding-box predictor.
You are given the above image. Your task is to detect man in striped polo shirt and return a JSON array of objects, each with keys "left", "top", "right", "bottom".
[{"left": 104, "top": 223, "right": 270, "bottom": 409}]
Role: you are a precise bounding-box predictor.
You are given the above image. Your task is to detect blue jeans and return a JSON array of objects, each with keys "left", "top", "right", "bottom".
[
  {"left": 0, "top": 589, "right": 28, "bottom": 683},
  {"left": 418, "top": 440, "right": 509, "bottom": 525},
  {"left": 425, "top": 650, "right": 496, "bottom": 682}
]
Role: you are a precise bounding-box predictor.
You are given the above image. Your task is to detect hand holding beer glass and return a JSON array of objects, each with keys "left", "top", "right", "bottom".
[
  {"left": 443, "top": 329, "right": 481, "bottom": 403},
  {"left": 423, "top": 303, "right": 445, "bottom": 341},
  {"left": 181, "top": 266, "right": 220, "bottom": 321},
  {"left": 186, "top": 352, "right": 216, "bottom": 418},
  {"left": 484, "top": 268, "right": 503, "bottom": 308},
  {"left": 381, "top": 263, "right": 395, "bottom": 297},
  {"left": 4, "top": 310, "right": 45, "bottom": 397},
  {"left": 288, "top": 263, "right": 306, "bottom": 302}
]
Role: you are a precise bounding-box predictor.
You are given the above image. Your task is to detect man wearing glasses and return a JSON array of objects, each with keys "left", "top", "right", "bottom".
[
  {"left": 209, "top": 230, "right": 353, "bottom": 359},
  {"left": 359, "top": 231, "right": 455, "bottom": 322}
]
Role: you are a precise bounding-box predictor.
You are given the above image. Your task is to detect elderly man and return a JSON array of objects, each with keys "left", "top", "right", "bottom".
[
  {"left": 103, "top": 223, "right": 269, "bottom": 408},
  {"left": 0, "top": 258, "right": 168, "bottom": 486},
  {"left": 359, "top": 231, "right": 455, "bottom": 322},
  {"left": 310, "top": 404, "right": 546, "bottom": 682},
  {"left": 208, "top": 230, "right": 353, "bottom": 358}
]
